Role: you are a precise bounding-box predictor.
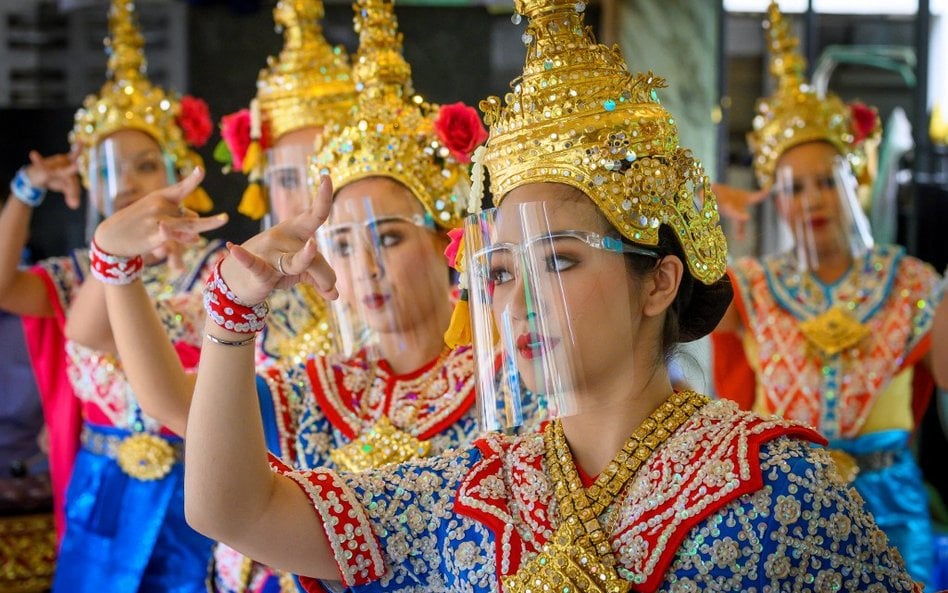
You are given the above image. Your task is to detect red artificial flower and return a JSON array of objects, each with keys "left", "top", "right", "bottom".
[
  {"left": 444, "top": 227, "right": 465, "bottom": 268},
  {"left": 220, "top": 109, "right": 252, "bottom": 171},
  {"left": 850, "top": 102, "right": 878, "bottom": 145},
  {"left": 434, "top": 102, "right": 489, "bottom": 164},
  {"left": 177, "top": 95, "right": 213, "bottom": 148}
]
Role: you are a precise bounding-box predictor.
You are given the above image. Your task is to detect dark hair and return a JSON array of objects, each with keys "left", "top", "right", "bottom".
[{"left": 624, "top": 225, "right": 733, "bottom": 360}]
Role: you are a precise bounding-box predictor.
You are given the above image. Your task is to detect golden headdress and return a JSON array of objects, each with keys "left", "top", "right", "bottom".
[
  {"left": 748, "top": 0, "right": 880, "bottom": 188},
  {"left": 478, "top": 0, "right": 727, "bottom": 285},
  {"left": 257, "top": 0, "right": 356, "bottom": 139},
  {"left": 311, "top": 0, "right": 483, "bottom": 230},
  {"left": 70, "top": 0, "right": 208, "bottom": 192}
]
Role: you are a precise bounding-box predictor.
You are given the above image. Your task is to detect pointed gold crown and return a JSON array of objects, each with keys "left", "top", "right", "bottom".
[
  {"left": 70, "top": 0, "right": 199, "bottom": 186},
  {"left": 479, "top": 0, "right": 727, "bottom": 285},
  {"left": 748, "top": 1, "right": 879, "bottom": 188},
  {"left": 311, "top": 0, "right": 475, "bottom": 230},
  {"left": 257, "top": 0, "right": 356, "bottom": 139}
]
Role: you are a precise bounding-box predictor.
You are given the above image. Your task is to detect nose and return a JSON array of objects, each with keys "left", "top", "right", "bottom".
[
  {"left": 110, "top": 166, "right": 140, "bottom": 210},
  {"left": 354, "top": 236, "right": 384, "bottom": 281},
  {"left": 497, "top": 273, "right": 532, "bottom": 323}
]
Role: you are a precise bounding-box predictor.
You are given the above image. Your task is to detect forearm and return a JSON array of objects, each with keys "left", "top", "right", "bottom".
[
  {"left": 185, "top": 317, "right": 338, "bottom": 578},
  {"left": 0, "top": 196, "right": 51, "bottom": 316},
  {"left": 0, "top": 196, "right": 31, "bottom": 290},
  {"left": 65, "top": 278, "right": 116, "bottom": 354},
  {"left": 185, "top": 318, "right": 273, "bottom": 539},
  {"left": 105, "top": 280, "right": 193, "bottom": 435}
]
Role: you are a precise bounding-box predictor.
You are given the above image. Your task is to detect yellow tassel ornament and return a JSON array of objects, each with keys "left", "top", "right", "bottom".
[
  {"left": 444, "top": 293, "right": 472, "bottom": 349},
  {"left": 241, "top": 140, "right": 263, "bottom": 175},
  {"left": 182, "top": 185, "right": 214, "bottom": 213},
  {"left": 238, "top": 181, "right": 268, "bottom": 221}
]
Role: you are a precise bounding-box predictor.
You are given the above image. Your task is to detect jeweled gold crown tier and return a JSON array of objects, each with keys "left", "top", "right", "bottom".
[
  {"left": 311, "top": 0, "right": 472, "bottom": 230},
  {"left": 479, "top": 0, "right": 727, "bottom": 285},
  {"left": 70, "top": 0, "right": 198, "bottom": 186},
  {"left": 256, "top": 0, "right": 356, "bottom": 139},
  {"left": 747, "top": 0, "right": 877, "bottom": 188}
]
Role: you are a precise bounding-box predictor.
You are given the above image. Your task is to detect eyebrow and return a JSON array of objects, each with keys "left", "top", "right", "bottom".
[{"left": 135, "top": 148, "right": 163, "bottom": 157}]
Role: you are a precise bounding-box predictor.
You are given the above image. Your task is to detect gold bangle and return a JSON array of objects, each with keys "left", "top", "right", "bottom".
[{"left": 205, "top": 332, "right": 256, "bottom": 347}]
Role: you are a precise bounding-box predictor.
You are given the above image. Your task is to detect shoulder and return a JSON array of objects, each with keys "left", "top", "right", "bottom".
[
  {"left": 654, "top": 404, "right": 918, "bottom": 591},
  {"left": 894, "top": 250, "right": 941, "bottom": 291},
  {"left": 729, "top": 256, "right": 764, "bottom": 285}
]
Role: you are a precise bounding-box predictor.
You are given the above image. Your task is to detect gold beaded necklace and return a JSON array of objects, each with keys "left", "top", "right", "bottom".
[
  {"left": 329, "top": 346, "right": 452, "bottom": 472},
  {"left": 502, "top": 391, "right": 710, "bottom": 593}
]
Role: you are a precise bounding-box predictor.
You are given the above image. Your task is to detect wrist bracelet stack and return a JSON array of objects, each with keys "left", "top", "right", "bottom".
[
  {"left": 10, "top": 167, "right": 46, "bottom": 208},
  {"left": 89, "top": 239, "right": 144, "bottom": 285},
  {"left": 203, "top": 258, "right": 269, "bottom": 334}
]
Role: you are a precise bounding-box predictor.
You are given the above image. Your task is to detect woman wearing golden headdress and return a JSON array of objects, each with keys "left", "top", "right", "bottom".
[
  {"left": 711, "top": 2, "right": 948, "bottom": 587},
  {"left": 94, "top": 0, "right": 490, "bottom": 589},
  {"left": 115, "top": 0, "right": 919, "bottom": 591},
  {"left": 0, "top": 0, "right": 228, "bottom": 591},
  {"left": 214, "top": 0, "right": 357, "bottom": 371},
  {"left": 208, "top": 1, "right": 356, "bottom": 589}
]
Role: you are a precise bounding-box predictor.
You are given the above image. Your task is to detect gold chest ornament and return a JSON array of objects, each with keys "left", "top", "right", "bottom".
[
  {"left": 115, "top": 433, "right": 176, "bottom": 481},
  {"left": 798, "top": 306, "right": 870, "bottom": 357},
  {"left": 502, "top": 391, "right": 710, "bottom": 593},
  {"left": 329, "top": 416, "right": 431, "bottom": 472}
]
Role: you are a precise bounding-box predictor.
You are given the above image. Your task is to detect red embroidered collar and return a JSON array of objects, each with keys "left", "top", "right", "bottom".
[{"left": 307, "top": 346, "right": 476, "bottom": 441}]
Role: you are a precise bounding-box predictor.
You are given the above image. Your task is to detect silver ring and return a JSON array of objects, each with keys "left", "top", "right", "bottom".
[{"left": 276, "top": 252, "right": 289, "bottom": 276}]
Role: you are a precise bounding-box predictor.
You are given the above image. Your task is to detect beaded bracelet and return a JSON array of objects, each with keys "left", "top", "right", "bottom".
[
  {"left": 203, "top": 258, "right": 269, "bottom": 334},
  {"left": 89, "top": 239, "right": 145, "bottom": 285},
  {"left": 10, "top": 167, "right": 46, "bottom": 208}
]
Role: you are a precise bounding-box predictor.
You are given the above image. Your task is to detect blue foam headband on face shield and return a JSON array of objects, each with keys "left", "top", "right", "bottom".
[{"left": 164, "top": 154, "right": 176, "bottom": 185}]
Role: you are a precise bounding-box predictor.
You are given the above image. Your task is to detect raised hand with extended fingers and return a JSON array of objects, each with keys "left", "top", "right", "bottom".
[
  {"left": 24, "top": 148, "right": 82, "bottom": 209},
  {"left": 93, "top": 168, "right": 228, "bottom": 259},
  {"left": 219, "top": 174, "right": 338, "bottom": 307}
]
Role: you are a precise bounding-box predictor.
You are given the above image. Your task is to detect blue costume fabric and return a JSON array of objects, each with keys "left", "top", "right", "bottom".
[{"left": 276, "top": 400, "right": 921, "bottom": 593}]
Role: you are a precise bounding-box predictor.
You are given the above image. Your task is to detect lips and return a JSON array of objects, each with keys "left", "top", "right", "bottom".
[
  {"left": 808, "top": 216, "right": 830, "bottom": 230},
  {"left": 516, "top": 332, "right": 560, "bottom": 360},
  {"left": 362, "top": 293, "right": 389, "bottom": 310}
]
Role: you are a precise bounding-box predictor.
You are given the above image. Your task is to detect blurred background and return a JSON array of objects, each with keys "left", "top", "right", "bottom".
[{"left": 0, "top": 0, "right": 946, "bottom": 587}]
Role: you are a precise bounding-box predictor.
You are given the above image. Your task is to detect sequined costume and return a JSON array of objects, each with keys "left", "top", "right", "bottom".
[
  {"left": 718, "top": 245, "right": 941, "bottom": 585},
  {"left": 21, "top": 240, "right": 222, "bottom": 593},
  {"left": 710, "top": 2, "right": 941, "bottom": 586},
  {"left": 273, "top": 398, "right": 919, "bottom": 593},
  {"left": 258, "top": 346, "right": 479, "bottom": 471}
]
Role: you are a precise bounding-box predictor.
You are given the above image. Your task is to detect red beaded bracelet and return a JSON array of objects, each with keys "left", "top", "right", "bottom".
[
  {"left": 203, "top": 258, "right": 269, "bottom": 334},
  {"left": 89, "top": 239, "right": 144, "bottom": 285}
]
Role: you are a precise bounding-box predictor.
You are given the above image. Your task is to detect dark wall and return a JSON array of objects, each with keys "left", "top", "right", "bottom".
[
  {"left": 0, "top": 108, "right": 86, "bottom": 263},
  {"left": 3, "top": 3, "right": 593, "bottom": 254}
]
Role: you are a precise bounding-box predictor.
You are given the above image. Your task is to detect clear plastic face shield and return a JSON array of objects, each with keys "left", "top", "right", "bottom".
[
  {"left": 315, "top": 193, "right": 449, "bottom": 359},
  {"left": 264, "top": 143, "right": 315, "bottom": 229},
  {"left": 465, "top": 199, "right": 658, "bottom": 431},
  {"left": 773, "top": 154, "right": 874, "bottom": 272},
  {"left": 85, "top": 134, "right": 175, "bottom": 242}
]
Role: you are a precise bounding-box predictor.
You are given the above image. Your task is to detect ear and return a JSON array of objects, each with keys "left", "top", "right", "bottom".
[
  {"left": 642, "top": 255, "right": 683, "bottom": 320},
  {"left": 431, "top": 229, "right": 450, "bottom": 252}
]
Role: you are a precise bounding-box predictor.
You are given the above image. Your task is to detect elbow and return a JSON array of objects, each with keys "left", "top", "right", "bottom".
[
  {"left": 141, "top": 403, "right": 187, "bottom": 438},
  {"left": 934, "top": 362, "right": 948, "bottom": 391},
  {"left": 183, "top": 470, "right": 232, "bottom": 542},
  {"left": 0, "top": 271, "right": 18, "bottom": 305}
]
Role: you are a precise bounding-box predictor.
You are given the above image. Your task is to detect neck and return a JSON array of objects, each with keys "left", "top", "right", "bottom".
[
  {"left": 376, "top": 299, "right": 452, "bottom": 375},
  {"left": 810, "top": 248, "right": 853, "bottom": 284},
  {"left": 559, "top": 358, "right": 673, "bottom": 479}
]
